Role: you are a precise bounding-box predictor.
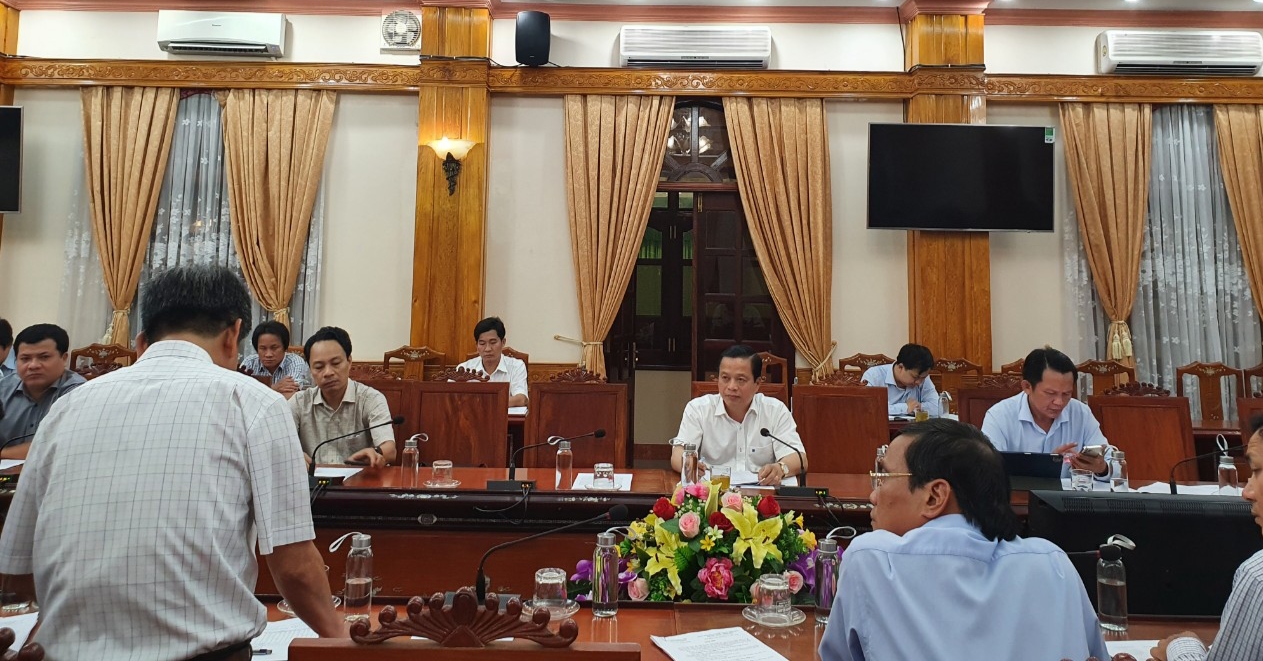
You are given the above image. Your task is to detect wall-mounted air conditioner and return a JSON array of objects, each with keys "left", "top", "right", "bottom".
[
  {"left": 1097, "top": 30, "right": 1263, "bottom": 76},
  {"left": 157, "top": 10, "right": 286, "bottom": 58},
  {"left": 620, "top": 25, "right": 771, "bottom": 69}
]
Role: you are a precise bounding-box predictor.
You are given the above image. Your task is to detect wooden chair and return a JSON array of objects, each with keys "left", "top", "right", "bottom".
[
  {"left": 956, "top": 376, "right": 1023, "bottom": 430},
  {"left": 69, "top": 343, "right": 136, "bottom": 368},
  {"left": 72, "top": 362, "right": 124, "bottom": 380},
  {"left": 837, "top": 352, "right": 893, "bottom": 373},
  {"left": 432, "top": 366, "right": 490, "bottom": 382},
  {"left": 383, "top": 346, "right": 447, "bottom": 380},
  {"left": 351, "top": 377, "right": 421, "bottom": 443},
  {"left": 791, "top": 385, "right": 889, "bottom": 474},
  {"left": 689, "top": 380, "right": 787, "bottom": 404},
  {"left": 1088, "top": 392, "right": 1195, "bottom": 482},
  {"left": 413, "top": 381, "right": 510, "bottom": 468},
  {"left": 930, "top": 357, "right": 982, "bottom": 412},
  {"left": 811, "top": 370, "right": 864, "bottom": 386},
  {"left": 756, "top": 351, "right": 790, "bottom": 407},
  {"left": 999, "top": 358, "right": 1025, "bottom": 375},
  {"left": 1244, "top": 361, "right": 1263, "bottom": 397},
  {"left": 1076, "top": 359, "right": 1135, "bottom": 397},
  {"left": 287, "top": 346, "right": 304, "bottom": 355},
  {"left": 1102, "top": 382, "right": 1170, "bottom": 397},
  {"left": 1176, "top": 361, "right": 1245, "bottom": 422},
  {"left": 350, "top": 364, "right": 401, "bottom": 381},
  {"left": 550, "top": 367, "right": 606, "bottom": 383},
  {"left": 1238, "top": 397, "right": 1263, "bottom": 443},
  {"left": 524, "top": 381, "right": 629, "bottom": 470}
]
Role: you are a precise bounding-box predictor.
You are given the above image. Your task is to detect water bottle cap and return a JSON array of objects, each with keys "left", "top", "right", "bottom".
[
  {"left": 1098, "top": 543, "right": 1122, "bottom": 561},
  {"left": 405, "top": 439, "right": 418, "bottom": 448},
  {"left": 352, "top": 533, "right": 372, "bottom": 549},
  {"left": 1219, "top": 454, "right": 1235, "bottom": 465},
  {"left": 1113, "top": 450, "right": 1124, "bottom": 460},
  {"left": 559, "top": 441, "right": 572, "bottom": 451},
  {"left": 683, "top": 443, "right": 698, "bottom": 453},
  {"left": 597, "top": 532, "right": 617, "bottom": 547},
  {"left": 819, "top": 538, "right": 838, "bottom": 553}
]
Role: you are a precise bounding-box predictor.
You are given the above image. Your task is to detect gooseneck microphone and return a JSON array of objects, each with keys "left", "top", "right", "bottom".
[
  {"left": 1168, "top": 444, "right": 1245, "bottom": 494},
  {"left": 488, "top": 429, "right": 606, "bottom": 491},
  {"left": 475, "top": 504, "right": 628, "bottom": 601},
  {"left": 760, "top": 427, "right": 807, "bottom": 486},
  {"left": 308, "top": 416, "right": 404, "bottom": 487}
]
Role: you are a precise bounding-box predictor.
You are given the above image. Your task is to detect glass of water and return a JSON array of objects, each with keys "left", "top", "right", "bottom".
[
  {"left": 1070, "top": 468, "right": 1093, "bottom": 492},
  {"left": 755, "top": 573, "right": 792, "bottom": 626},
  {"left": 532, "top": 567, "right": 568, "bottom": 607},
  {"left": 593, "top": 462, "right": 615, "bottom": 490},
  {"left": 431, "top": 459, "right": 454, "bottom": 485}
]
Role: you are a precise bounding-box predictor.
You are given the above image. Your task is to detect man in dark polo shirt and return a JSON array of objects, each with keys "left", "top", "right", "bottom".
[{"left": 0, "top": 323, "right": 85, "bottom": 459}]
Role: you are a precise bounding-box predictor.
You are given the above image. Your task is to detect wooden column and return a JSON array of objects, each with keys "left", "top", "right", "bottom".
[
  {"left": 901, "top": 0, "right": 992, "bottom": 371},
  {"left": 411, "top": 7, "right": 490, "bottom": 357},
  {"left": 0, "top": 3, "right": 16, "bottom": 256}
]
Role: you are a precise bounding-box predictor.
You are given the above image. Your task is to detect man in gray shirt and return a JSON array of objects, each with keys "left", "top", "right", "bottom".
[{"left": 0, "top": 323, "right": 85, "bottom": 458}]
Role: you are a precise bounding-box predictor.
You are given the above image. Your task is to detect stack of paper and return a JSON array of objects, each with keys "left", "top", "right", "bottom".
[
  {"left": 0, "top": 612, "right": 38, "bottom": 653},
  {"left": 0, "top": 460, "right": 24, "bottom": 470},
  {"left": 1106, "top": 640, "right": 1158, "bottom": 658},
  {"left": 1134, "top": 482, "right": 1227, "bottom": 496},
  {"left": 652, "top": 627, "right": 788, "bottom": 661},
  {"left": 250, "top": 618, "right": 317, "bottom": 660}
]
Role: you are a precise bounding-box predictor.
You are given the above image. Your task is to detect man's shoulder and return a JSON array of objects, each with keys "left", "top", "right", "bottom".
[
  {"left": 753, "top": 393, "right": 790, "bottom": 415},
  {"left": 1237, "top": 549, "right": 1263, "bottom": 581},
  {"left": 685, "top": 393, "right": 720, "bottom": 412},
  {"left": 457, "top": 356, "right": 482, "bottom": 371},
  {"left": 985, "top": 392, "right": 1025, "bottom": 417},
  {"left": 861, "top": 364, "right": 890, "bottom": 380},
  {"left": 501, "top": 355, "right": 526, "bottom": 370},
  {"left": 0, "top": 372, "right": 20, "bottom": 395}
]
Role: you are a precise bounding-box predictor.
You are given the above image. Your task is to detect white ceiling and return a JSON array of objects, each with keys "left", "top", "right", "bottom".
[{"left": 499, "top": 0, "right": 1263, "bottom": 11}]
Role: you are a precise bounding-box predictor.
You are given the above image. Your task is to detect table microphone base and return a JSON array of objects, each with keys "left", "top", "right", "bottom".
[
  {"left": 776, "top": 485, "right": 829, "bottom": 498},
  {"left": 486, "top": 479, "right": 536, "bottom": 492}
]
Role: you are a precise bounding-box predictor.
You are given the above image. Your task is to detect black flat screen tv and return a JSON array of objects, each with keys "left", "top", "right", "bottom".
[
  {"left": 0, "top": 106, "right": 20, "bottom": 214},
  {"left": 867, "top": 123, "right": 1054, "bottom": 232}
]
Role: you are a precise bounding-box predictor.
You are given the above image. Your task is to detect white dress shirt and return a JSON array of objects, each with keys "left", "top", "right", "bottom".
[
  {"left": 674, "top": 393, "right": 805, "bottom": 478},
  {"left": 0, "top": 340, "right": 314, "bottom": 661},
  {"left": 861, "top": 363, "right": 943, "bottom": 416},
  {"left": 457, "top": 354, "right": 528, "bottom": 401}
]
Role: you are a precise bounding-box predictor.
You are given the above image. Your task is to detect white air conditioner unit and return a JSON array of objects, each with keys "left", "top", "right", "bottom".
[
  {"left": 157, "top": 10, "right": 286, "bottom": 58},
  {"left": 620, "top": 25, "right": 771, "bottom": 69},
  {"left": 1097, "top": 29, "right": 1263, "bottom": 76}
]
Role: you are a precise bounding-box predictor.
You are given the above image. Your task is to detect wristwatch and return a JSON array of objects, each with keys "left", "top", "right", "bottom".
[{"left": 777, "top": 461, "right": 789, "bottom": 478}]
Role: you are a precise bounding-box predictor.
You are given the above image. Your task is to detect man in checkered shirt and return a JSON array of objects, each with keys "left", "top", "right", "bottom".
[{"left": 0, "top": 266, "right": 346, "bottom": 660}]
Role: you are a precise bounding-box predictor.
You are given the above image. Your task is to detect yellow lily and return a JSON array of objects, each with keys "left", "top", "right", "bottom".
[
  {"left": 800, "top": 529, "right": 818, "bottom": 550},
  {"left": 644, "top": 521, "right": 683, "bottom": 595},
  {"left": 723, "top": 504, "right": 783, "bottom": 569}
]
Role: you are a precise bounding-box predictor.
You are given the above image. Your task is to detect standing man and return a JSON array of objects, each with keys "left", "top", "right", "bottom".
[
  {"left": 457, "top": 316, "right": 528, "bottom": 408},
  {"left": 862, "top": 343, "right": 942, "bottom": 417},
  {"left": 0, "top": 266, "right": 345, "bottom": 660},
  {"left": 0, "top": 323, "right": 86, "bottom": 459},
  {"left": 671, "top": 345, "right": 806, "bottom": 486},
  {"left": 0, "top": 318, "right": 14, "bottom": 378},
  {"left": 239, "top": 320, "right": 312, "bottom": 399},
  {"left": 981, "top": 346, "right": 1111, "bottom": 480},
  {"left": 819, "top": 418, "right": 1108, "bottom": 660},
  {"left": 291, "top": 326, "right": 397, "bottom": 467}
]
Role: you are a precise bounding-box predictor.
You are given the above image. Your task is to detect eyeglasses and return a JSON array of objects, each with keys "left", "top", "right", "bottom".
[{"left": 869, "top": 471, "right": 914, "bottom": 491}]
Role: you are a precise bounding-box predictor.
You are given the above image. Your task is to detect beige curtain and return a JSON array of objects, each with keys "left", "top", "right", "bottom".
[
  {"left": 723, "top": 97, "right": 835, "bottom": 379},
  {"left": 223, "top": 89, "right": 337, "bottom": 329},
  {"left": 1214, "top": 105, "right": 1263, "bottom": 316},
  {"left": 81, "top": 86, "right": 180, "bottom": 345},
  {"left": 563, "top": 94, "right": 674, "bottom": 377},
  {"left": 1060, "top": 103, "right": 1152, "bottom": 366}
]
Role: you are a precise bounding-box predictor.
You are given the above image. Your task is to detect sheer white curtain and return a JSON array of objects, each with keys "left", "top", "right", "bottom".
[
  {"left": 1063, "top": 208, "right": 1111, "bottom": 368},
  {"left": 58, "top": 148, "right": 112, "bottom": 350},
  {"left": 61, "top": 91, "right": 324, "bottom": 351}
]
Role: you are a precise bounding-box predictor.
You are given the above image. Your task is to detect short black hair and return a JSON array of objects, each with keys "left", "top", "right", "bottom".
[
  {"left": 474, "top": 316, "right": 506, "bottom": 341},
  {"left": 304, "top": 326, "right": 352, "bottom": 363},
  {"left": 252, "top": 320, "right": 291, "bottom": 351},
  {"left": 14, "top": 323, "right": 70, "bottom": 355},
  {"left": 1022, "top": 346, "right": 1077, "bottom": 387},
  {"left": 719, "top": 344, "right": 762, "bottom": 381},
  {"left": 0, "top": 319, "right": 12, "bottom": 349},
  {"left": 896, "top": 343, "right": 934, "bottom": 373},
  {"left": 899, "top": 418, "right": 1020, "bottom": 542},
  {"left": 140, "top": 266, "right": 253, "bottom": 344},
  {"left": 1249, "top": 414, "right": 1263, "bottom": 438}
]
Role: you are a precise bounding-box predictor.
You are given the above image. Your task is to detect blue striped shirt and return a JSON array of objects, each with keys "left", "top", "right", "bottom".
[{"left": 238, "top": 352, "right": 312, "bottom": 389}]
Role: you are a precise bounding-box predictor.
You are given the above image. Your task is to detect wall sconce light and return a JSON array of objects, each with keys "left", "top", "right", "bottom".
[{"left": 427, "top": 136, "right": 476, "bottom": 195}]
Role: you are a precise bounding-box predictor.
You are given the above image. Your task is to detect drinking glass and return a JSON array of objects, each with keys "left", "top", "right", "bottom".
[
  {"left": 593, "top": 462, "right": 615, "bottom": 490},
  {"left": 755, "top": 574, "right": 792, "bottom": 626},
  {"left": 431, "top": 460, "right": 454, "bottom": 485},
  {"left": 710, "top": 465, "right": 732, "bottom": 492},
  {"left": 532, "top": 567, "right": 568, "bottom": 607},
  {"left": 1070, "top": 468, "right": 1093, "bottom": 492}
]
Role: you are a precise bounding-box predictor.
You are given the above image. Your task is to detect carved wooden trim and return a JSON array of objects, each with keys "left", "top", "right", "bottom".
[
  {"left": 487, "top": 67, "right": 917, "bottom": 98},
  {"left": 837, "top": 353, "right": 895, "bottom": 371},
  {"left": 431, "top": 366, "right": 491, "bottom": 382},
  {"left": 351, "top": 589, "right": 577, "bottom": 648},
  {"left": 899, "top": 0, "right": 989, "bottom": 22},
  {"left": 986, "top": 74, "right": 1263, "bottom": 105},
  {"left": 349, "top": 365, "right": 401, "bottom": 381},
  {"left": 971, "top": 373, "right": 1023, "bottom": 389},
  {"left": 73, "top": 362, "right": 124, "bottom": 380},
  {"left": 811, "top": 370, "right": 865, "bottom": 387},
  {"left": 549, "top": 366, "right": 606, "bottom": 383},
  {"left": 488, "top": 3, "right": 899, "bottom": 23},
  {"left": 985, "top": 9, "right": 1263, "bottom": 29},
  {"left": 1102, "top": 382, "right": 1171, "bottom": 397}
]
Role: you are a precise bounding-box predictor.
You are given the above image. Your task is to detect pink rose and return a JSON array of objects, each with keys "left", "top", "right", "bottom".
[
  {"left": 786, "top": 570, "right": 805, "bottom": 594},
  {"left": 721, "top": 492, "right": 743, "bottom": 510},
  {"left": 679, "top": 512, "right": 701, "bottom": 539},
  {"left": 685, "top": 482, "right": 710, "bottom": 501},
  {"left": 628, "top": 577, "right": 649, "bottom": 601},
  {"left": 671, "top": 487, "right": 685, "bottom": 506},
  {"left": 697, "top": 557, "right": 735, "bottom": 601}
]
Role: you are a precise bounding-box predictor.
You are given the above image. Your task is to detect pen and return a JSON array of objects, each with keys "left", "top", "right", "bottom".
[{"left": 253, "top": 649, "right": 271, "bottom": 656}]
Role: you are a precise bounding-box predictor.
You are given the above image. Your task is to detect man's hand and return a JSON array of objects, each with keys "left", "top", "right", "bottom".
[
  {"left": 905, "top": 399, "right": 921, "bottom": 413},
  {"left": 1052, "top": 442, "right": 1078, "bottom": 455},
  {"left": 1151, "top": 631, "right": 1201, "bottom": 661},
  {"left": 757, "top": 462, "right": 786, "bottom": 486},
  {"left": 347, "top": 447, "right": 385, "bottom": 468},
  {"left": 303, "top": 453, "right": 312, "bottom": 470},
  {"left": 272, "top": 376, "right": 300, "bottom": 398},
  {"left": 1069, "top": 451, "right": 1108, "bottom": 475}
]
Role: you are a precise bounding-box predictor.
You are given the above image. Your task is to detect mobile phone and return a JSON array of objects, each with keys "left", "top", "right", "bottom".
[
  {"left": 343, "top": 458, "right": 369, "bottom": 466},
  {"left": 1079, "top": 444, "right": 1105, "bottom": 458}
]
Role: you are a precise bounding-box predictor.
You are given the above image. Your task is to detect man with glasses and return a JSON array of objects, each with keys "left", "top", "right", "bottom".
[
  {"left": 819, "top": 418, "right": 1107, "bottom": 661},
  {"left": 861, "top": 343, "right": 941, "bottom": 417}
]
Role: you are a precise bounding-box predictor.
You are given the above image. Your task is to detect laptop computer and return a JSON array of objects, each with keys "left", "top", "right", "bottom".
[{"left": 1001, "top": 451, "right": 1064, "bottom": 491}]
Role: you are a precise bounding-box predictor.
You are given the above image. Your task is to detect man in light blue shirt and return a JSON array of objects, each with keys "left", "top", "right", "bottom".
[
  {"left": 981, "top": 346, "right": 1111, "bottom": 479},
  {"left": 0, "top": 319, "right": 14, "bottom": 379},
  {"left": 819, "top": 418, "right": 1108, "bottom": 661},
  {"left": 861, "top": 343, "right": 942, "bottom": 416}
]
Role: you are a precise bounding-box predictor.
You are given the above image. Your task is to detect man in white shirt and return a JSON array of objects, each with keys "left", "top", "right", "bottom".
[
  {"left": 861, "top": 343, "right": 942, "bottom": 416},
  {"left": 457, "top": 316, "right": 528, "bottom": 408},
  {"left": 671, "top": 345, "right": 806, "bottom": 486},
  {"left": 0, "top": 266, "right": 345, "bottom": 660}
]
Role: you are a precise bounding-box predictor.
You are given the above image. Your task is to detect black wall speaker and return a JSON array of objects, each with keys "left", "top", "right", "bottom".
[{"left": 515, "top": 11, "right": 550, "bottom": 67}]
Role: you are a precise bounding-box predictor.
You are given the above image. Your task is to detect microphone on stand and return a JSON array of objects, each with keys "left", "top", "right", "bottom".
[
  {"left": 1168, "top": 444, "right": 1245, "bottom": 494},
  {"left": 475, "top": 504, "right": 629, "bottom": 601},
  {"left": 308, "top": 416, "right": 404, "bottom": 489},
  {"left": 759, "top": 428, "right": 823, "bottom": 497},
  {"left": 488, "top": 428, "right": 606, "bottom": 492}
]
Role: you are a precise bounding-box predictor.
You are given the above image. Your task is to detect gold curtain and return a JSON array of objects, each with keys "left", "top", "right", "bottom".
[
  {"left": 563, "top": 94, "right": 674, "bottom": 377},
  {"left": 81, "top": 86, "right": 179, "bottom": 345},
  {"left": 222, "top": 89, "right": 337, "bottom": 329},
  {"left": 1213, "top": 105, "right": 1263, "bottom": 315},
  {"left": 1060, "top": 102, "right": 1152, "bottom": 366},
  {"left": 723, "top": 97, "right": 835, "bottom": 379}
]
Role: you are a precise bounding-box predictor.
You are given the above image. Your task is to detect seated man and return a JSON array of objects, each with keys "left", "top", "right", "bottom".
[
  {"left": 1152, "top": 417, "right": 1263, "bottom": 661},
  {"left": 291, "top": 326, "right": 397, "bottom": 467},
  {"left": 0, "top": 323, "right": 86, "bottom": 459},
  {"left": 0, "top": 318, "right": 13, "bottom": 378},
  {"left": 671, "top": 344, "right": 806, "bottom": 487},
  {"left": 457, "top": 316, "right": 528, "bottom": 408},
  {"left": 819, "top": 418, "right": 1108, "bottom": 660},
  {"left": 239, "top": 320, "right": 312, "bottom": 399},
  {"left": 861, "top": 343, "right": 942, "bottom": 417},
  {"left": 981, "top": 346, "right": 1111, "bottom": 480}
]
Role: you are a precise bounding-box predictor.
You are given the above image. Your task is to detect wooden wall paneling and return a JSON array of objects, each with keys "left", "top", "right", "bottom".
[
  {"left": 1238, "top": 397, "right": 1263, "bottom": 445},
  {"left": 524, "top": 382, "right": 630, "bottom": 469},
  {"left": 956, "top": 384, "right": 1020, "bottom": 430},
  {"left": 356, "top": 378, "right": 423, "bottom": 441},
  {"left": 791, "top": 385, "right": 889, "bottom": 474},
  {"left": 414, "top": 381, "right": 509, "bottom": 468},
  {"left": 1087, "top": 395, "right": 1195, "bottom": 483}
]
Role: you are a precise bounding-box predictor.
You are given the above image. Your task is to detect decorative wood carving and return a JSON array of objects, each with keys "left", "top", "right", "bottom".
[
  {"left": 0, "top": 626, "right": 43, "bottom": 661},
  {"left": 1103, "top": 382, "right": 1171, "bottom": 397},
  {"left": 486, "top": 67, "right": 918, "bottom": 98},
  {"left": 464, "top": 347, "right": 530, "bottom": 367},
  {"left": 972, "top": 373, "right": 1023, "bottom": 389},
  {"left": 384, "top": 345, "right": 448, "bottom": 380},
  {"left": 1175, "top": 361, "right": 1245, "bottom": 422},
  {"left": 350, "top": 588, "right": 578, "bottom": 649},
  {"left": 431, "top": 366, "right": 491, "bottom": 382},
  {"left": 70, "top": 342, "right": 136, "bottom": 367},
  {"left": 837, "top": 353, "right": 895, "bottom": 371},
  {"left": 812, "top": 370, "right": 865, "bottom": 386},
  {"left": 549, "top": 366, "right": 606, "bottom": 383},
  {"left": 986, "top": 74, "right": 1263, "bottom": 104},
  {"left": 999, "top": 359, "right": 1025, "bottom": 375},
  {"left": 73, "top": 361, "right": 124, "bottom": 380},
  {"left": 350, "top": 365, "right": 401, "bottom": 381}
]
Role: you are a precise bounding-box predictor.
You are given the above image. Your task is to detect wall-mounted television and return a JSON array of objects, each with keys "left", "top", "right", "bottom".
[
  {"left": 867, "top": 123, "right": 1054, "bottom": 232},
  {"left": 0, "top": 106, "right": 20, "bottom": 214}
]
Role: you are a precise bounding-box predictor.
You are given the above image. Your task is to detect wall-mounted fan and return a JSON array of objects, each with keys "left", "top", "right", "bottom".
[{"left": 381, "top": 9, "right": 422, "bottom": 52}]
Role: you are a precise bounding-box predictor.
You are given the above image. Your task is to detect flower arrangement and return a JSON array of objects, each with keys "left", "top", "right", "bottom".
[{"left": 569, "top": 481, "right": 819, "bottom": 604}]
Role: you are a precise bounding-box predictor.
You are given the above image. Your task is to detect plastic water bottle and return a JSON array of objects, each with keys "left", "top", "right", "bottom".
[
  {"left": 1218, "top": 455, "right": 1240, "bottom": 496},
  {"left": 814, "top": 538, "right": 840, "bottom": 624},
  {"left": 342, "top": 533, "right": 374, "bottom": 623},
  {"left": 875, "top": 445, "right": 887, "bottom": 474},
  {"left": 1096, "top": 543, "right": 1127, "bottom": 632},
  {"left": 939, "top": 391, "right": 952, "bottom": 417},
  {"left": 1110, "top": 450, "right": 1129, "bottom": 493},
  {"left": 592, "top": 532, "right": 619, "bottom": 618},
  {"left": 681, "top": 443, "right": 700, "bottom": 487},
  {"left": 400, "top": 438, "right": 420, "bottom": 488},
  {"left": 555, "top": 441, "right": 574, "bottom": 490}
]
